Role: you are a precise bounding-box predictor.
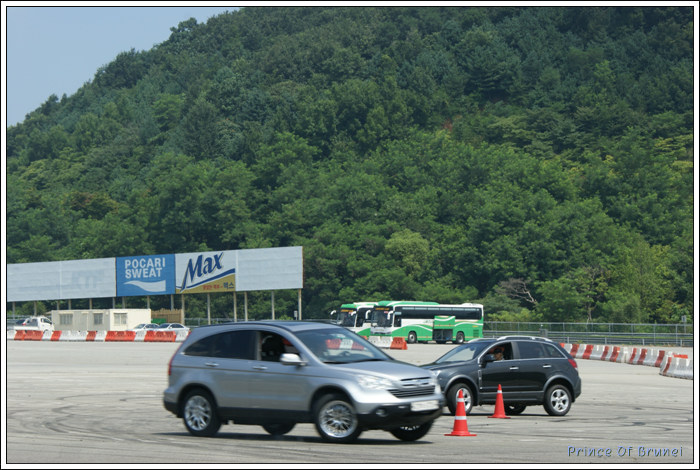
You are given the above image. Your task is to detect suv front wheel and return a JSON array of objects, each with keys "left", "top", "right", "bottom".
[
  {"left": 182, "top": 389, "right": 221, "bottom": 437},
  {"left": 390, "top": 422, "right": 433, "bottom": 441},
  {"left": 446, "top": 382, "right": 474, "bottom": 415},
  {"left": 314, "top": 394, "right": 362, "bottom": 443},
  {"left": 543, "top": 384, "right": 572, "bottom": 416},
  {"left": 263, "top": 422, "right": 295, "bottom": 436}
]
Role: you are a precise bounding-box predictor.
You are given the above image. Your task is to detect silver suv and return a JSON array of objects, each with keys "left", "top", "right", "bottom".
[{"left": 164, "top": 321, "right": 444, "bottom": 443}]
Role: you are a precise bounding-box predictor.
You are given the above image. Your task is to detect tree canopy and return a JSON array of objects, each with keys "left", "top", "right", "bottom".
[{"left": 6, "top": 6, "right": 694, "bottom": 323}]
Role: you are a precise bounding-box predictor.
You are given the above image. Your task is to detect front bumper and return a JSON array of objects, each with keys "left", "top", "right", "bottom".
[{"left": 357, "top": 399, "right": 445, "bottom": 430}]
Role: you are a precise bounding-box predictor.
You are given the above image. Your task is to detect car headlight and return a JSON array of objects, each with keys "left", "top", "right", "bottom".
[{"left": 357, "top": 375, "right": 394, "bottom": 390}]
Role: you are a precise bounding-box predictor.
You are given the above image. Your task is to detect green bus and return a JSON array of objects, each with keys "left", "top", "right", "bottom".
[
  {"left": 370, "top": 300, "right": 484, "bottom": 344},
  {"left": 332, "top": 301, "right": 377, "bottom": 336}
]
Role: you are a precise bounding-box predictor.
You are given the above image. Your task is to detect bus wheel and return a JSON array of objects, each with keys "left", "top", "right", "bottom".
[
  {"left": 454, "top": 332, "right": 465, "bottom": 344},
  {"left": 407, "top": 331, "right": 417, "bottom": 344}
]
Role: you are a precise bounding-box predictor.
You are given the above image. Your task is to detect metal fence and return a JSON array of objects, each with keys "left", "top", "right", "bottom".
[
  {"left": 5, "top": 315, "right": 693, "bottom": 347},
  {"left": 484, "top": 322, "right": 694, "bottom": 347},
  {"left": 182, "top": 319, "right": 692, "bottom": 347}
]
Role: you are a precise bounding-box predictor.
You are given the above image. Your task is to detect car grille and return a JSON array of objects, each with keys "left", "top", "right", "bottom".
[{"left": 388, "top": 377, "right": 436, "bottom": 398}]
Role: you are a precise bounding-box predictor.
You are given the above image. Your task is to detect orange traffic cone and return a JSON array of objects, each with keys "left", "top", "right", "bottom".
[
  {"left": 445, "top": 389, "right": 476, "bottom": 436},
  {"left": 488, "top": 384, "right": 510, "bottom": 419}
]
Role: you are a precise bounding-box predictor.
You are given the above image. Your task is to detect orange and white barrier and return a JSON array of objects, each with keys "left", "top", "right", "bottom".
[
  {"left": 368, "top": 335, "right": 393, "bottom": 349},
  {"left": 560, "top": 342, "right": 691, "bottom": 379},
  {"left": 9, "top": 330, "right": 189, "bottom": 342},
  {"left": 659, "top": 355, "right": 693, "bottom": 380}
]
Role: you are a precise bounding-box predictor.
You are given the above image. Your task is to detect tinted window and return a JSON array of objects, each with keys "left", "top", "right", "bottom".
[
  {"left": 185, "top": 330, "right": 254, "bottom": 359},
  {"left": 486, "top": 342, "right": 513, "bottom": 360},
  {"left": 518, "top": 341, "right": 545, "bottom": 359},
  {"left": 542, "top": 343, "right": 565, "bottom": 359},
  {"left": 435, "top": 342, "right": 490, "bottom": 363},
  {"left": 259, "top": 332, "right": 286, "bottom": 362}
]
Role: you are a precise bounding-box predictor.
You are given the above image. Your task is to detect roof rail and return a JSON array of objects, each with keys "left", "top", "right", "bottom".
[{"left": 496, "top": 335, "right": 554, "bottom": 342}]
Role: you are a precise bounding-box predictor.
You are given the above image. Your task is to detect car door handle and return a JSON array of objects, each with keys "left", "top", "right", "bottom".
[
  {"left": 253, "top": 365, "right": 268, "bottom": 371},
  {"left": 542, "top": 364, "right": 552, "bottom": 368},
  {"left": 509, "top": 366, "right": 519, "bottom": 370},
  {"left": 205, "top": 362, "right": 219, "bottom": 367}
]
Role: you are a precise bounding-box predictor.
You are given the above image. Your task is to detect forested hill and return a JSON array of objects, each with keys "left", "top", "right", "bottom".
[{"left": 6, "top": 6, "right": 694, "bottom": 323}]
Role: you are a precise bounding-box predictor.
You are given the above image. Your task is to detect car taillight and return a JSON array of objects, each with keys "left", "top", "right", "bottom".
[
  {"left": 168, "top": 344, "right": 184, "bottom": 376},
  {"left": 568, "top": 358, "right": 578, "bottom": 369}
]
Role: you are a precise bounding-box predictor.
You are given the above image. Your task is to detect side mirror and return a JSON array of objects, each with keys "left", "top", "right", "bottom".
[
  {"left": 280, "top": 353, "right": 307, "bottom": 366},
  {"left": 481, "top": 354, "right": 495, "bottom": 365}
]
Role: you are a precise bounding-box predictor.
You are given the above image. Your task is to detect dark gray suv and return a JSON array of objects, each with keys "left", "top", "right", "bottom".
[
  {"left": 422, "top": 336, "right": 581, "bottom": 416},
  {"left": 164, "top": 321, "right": 444, "bottom": 443}
]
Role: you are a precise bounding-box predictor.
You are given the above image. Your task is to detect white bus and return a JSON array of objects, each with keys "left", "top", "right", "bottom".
[
  {"left": 332, "top": 301, "right": 377, "bottom": 336},
  {"left": 370, "top": 300, "right": 484, "bottom": 344}
]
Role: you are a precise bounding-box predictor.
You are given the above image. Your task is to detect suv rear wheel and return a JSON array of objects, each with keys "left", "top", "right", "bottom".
[
  {"left": 543, "top": 384, "right": 572, "bottom": 416},
  {"left": 505, "top": 404, "right": 527, "bottom": 415},
  {"left": 182, "top": 389, "right": 221, "bottom": 437},
  {"left": 314, "top": 393, "right": 362, "bottom": 443}
]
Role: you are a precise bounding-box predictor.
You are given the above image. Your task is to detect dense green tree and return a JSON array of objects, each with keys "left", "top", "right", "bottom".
[{"left": 5, "top": 6, "right": 693, "bottom": 322}]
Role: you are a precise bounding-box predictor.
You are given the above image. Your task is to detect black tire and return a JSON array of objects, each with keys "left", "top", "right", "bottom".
[
  {"left": 389, "top": 422, "right": 433, "bottom": 441},
  {"left": 446, "top": 382, "right": 474, "bottom": 416},
  {"left": 407, "top": 331, "right": 417, "bottom": 344},
  {"left": 504, "top": 404, "right": 527, "bottom": 415},
  {"left": 454, "top": 332, "right": 465, "bottom": 344},
  {"left": 543, "top": 384, "right": 572, "bottom": 416},
  {"left": 263, "top": 422, "right": 295, "bottom": 436},
  {"left": 182, "top": 389, "right": 221, "bottom": 437},
  {"left": 313, "top": 394, "right": 362, "bottom": 443}
]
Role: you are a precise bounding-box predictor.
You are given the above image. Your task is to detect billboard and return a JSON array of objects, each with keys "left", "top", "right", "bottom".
[
  {"left": 58, "top": 258, "right": 116, "bottom": 299},
  {"left": 236, "top": 246, "right": 303, "bottom": 291},
  {"left": 7, "top": 259, "right": 116, "bottom": 302},
  {"left": 175, "top": 250, "right": 237, "bottom": 294},
  {"left": 7, "top": 262, "right": 61, "bottom": 302},
  {"left": 7, "top": 246, "right": 303, "bottom": 302},
  {"left": 116, "top": 254, "right": 175, "bottom": 296}
]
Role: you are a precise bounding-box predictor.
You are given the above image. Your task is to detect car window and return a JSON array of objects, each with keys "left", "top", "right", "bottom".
[
  {"left": 485, "top": 342, "right": 513, "bottom": 360},
  {"left": 259, "top": 332, "right": 286, "bottom": 362},
  {"left": 441, "top": 345, "right": 482, "bottom": 362},
  {"left": 295, "top": 328, "right": 391, "bottom": 363},
  {"left": 435, "top": 342, "right": 490, "bottom": 363},
  {"left": 542, "top": 343, "right": 565, "bottom": 358},
  {"left": 517, "top": 341, "right": 545, "bottom": 359},
  {"left": 184, "top": 330, "right": 255, "bottom": 359}
]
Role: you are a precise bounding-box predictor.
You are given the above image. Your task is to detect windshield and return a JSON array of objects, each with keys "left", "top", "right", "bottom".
[
  {"left": 295, "top": 328, "right": 392, "bottom": 364},
  {"left": 338, "top": 311, "right": 358, "bottom": 327},
  {"left": 371, "top": 308, "right": 393, "bottom": 327},
  {"left": 434, "top": 342, "right": 492, "bottom": 363}
]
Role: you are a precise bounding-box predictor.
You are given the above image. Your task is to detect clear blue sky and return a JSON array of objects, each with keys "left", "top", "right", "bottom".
[{"left": 4, "top": 5, "right": 237, "bottom": 127}]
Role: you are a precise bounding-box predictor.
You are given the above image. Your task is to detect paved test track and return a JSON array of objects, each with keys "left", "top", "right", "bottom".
[{"left": 3, "top": 341, "right": 696, "bottom": 465}]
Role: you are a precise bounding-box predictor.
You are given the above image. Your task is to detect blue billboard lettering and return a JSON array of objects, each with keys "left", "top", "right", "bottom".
[{"left": 181, "top": 253, "right": 224, "bottom": 290}]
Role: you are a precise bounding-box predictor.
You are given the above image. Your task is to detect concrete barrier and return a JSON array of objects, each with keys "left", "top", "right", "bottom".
[
  {"left": 368, "top": 335, "right": 393, "bottom": 349},
  {"left": 144, "top": 330, "right": 176, "bottom": 342},
  {"left": 659, "top": 356, "right": 693, "bottom": 379},
  {"left": 643, "top": 349, "right": 666, "bottom": 367}
]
